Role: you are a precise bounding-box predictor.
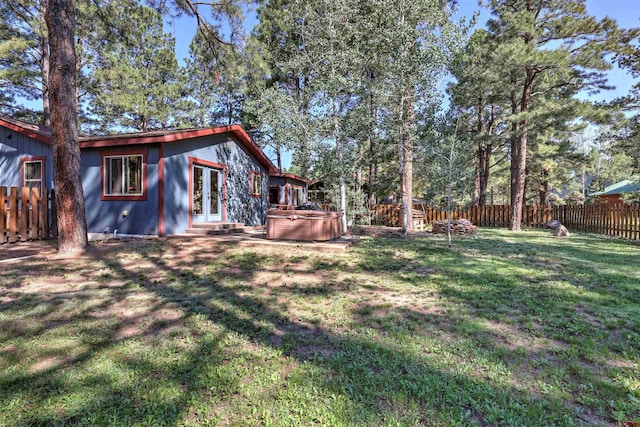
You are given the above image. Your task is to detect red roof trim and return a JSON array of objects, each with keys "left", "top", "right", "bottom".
[
  {"left": 1, "top": 115, "right": 277, "bottom": 174},
  {"left": 0, "top": 117, "right": 51, "bottom": 144},
  {"left": 79, "top": 125, "right": 277, "bottom": 174}
]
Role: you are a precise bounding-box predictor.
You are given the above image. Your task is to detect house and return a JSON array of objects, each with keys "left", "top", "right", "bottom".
[
  {"left": 268, "top": 172, "right": 309, "bottom": 208},
  {"left": 0, "top": 115, "right": 277, "bottom": 236},
  {"left": 590, "top": 180, "right": 640, "bottom": 204}
]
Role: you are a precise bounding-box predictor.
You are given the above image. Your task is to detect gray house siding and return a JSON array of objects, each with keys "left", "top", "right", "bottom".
[
  {"left": 0, "top": 127, "right": 53, "bottom": 190},
  {"left": 163, "top": 134, "right": 268, "bottom": 235},
  {"left": 81, "top": 145, "right": 160, "bottom": 235}
]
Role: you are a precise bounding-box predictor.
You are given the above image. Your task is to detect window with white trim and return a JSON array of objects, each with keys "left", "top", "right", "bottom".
[
  {"left": 104, "top": 155, "right": 143, "bottom": 196},
  {"left": 250, "top": 172, "right": 262, "bottom": 197},
  {"left": 23, "top": 160, "right": 43, "bottom": 192}
]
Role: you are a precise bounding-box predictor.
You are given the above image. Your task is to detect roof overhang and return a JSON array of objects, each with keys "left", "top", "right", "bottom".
[
  {"left": 270, "top": 172, "right": 311, "bottom": 184},
  {"left": 0, "top": 115, "right": 277, "bottom": 174},
  {"left": 0, "top": 116, "right": 51, "bottom": 144}
]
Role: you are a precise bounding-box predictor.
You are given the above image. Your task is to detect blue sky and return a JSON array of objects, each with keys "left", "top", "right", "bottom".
[{"left": 166, "top": 1, "right": 640, "bottom": 170}]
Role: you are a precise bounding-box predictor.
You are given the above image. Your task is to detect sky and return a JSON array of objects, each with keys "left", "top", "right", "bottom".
[{"left": 165, "top": 0, "right": 640, "bottom": 170}]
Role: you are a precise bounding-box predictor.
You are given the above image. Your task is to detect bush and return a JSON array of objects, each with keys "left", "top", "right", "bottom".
[
  {"left": 564, "top": 191, "right": 585, "bottom": 205},
  {"left": 547, "top": 193, "right": 565, "bottom": 206},
  {"left": 621, "top": 190, "right": 640, "bottom": 204}
]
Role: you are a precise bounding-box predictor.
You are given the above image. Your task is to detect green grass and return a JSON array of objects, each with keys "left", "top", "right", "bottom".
[{"left": 0, "top": 229, "right": 638, "bottom": 426}]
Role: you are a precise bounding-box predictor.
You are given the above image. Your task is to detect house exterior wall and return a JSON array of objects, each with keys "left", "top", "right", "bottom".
[
  {"left": 0, "top": 126, "right": 53, "bottom": 190},
  {"left": 81, "top": 145, "right": 160, "bottom": 235},
  {"left": 268, "top": 176, "right": 308, "bottom": 207},
  {"left": 163, "top": 134, "right": 268, "bottom": 234},
  {"left": 269, "top": 176, "right": 286, "bottom": 205}
]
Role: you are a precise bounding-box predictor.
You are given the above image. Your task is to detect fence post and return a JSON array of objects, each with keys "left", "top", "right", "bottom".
[
  {"left": 20, "top": 187, "right": 29, "bottom": 242},
  {"left": 40, "top": 188, "right": 48, "bottom": 239},
  {"left": 8, "top": 187, "right": 18, "bottom": 243},
  {"left": 30, "top": 187, "right": 39, "bottom": 240}
]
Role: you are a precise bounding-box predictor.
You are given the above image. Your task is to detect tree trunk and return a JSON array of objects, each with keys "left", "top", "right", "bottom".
[
  {"left": 275, "top": 146, "right": 282, "bottom": 173},
  {"left": 478, "top": 144, "right": 491, "bottom": 205},
  {"left": 473, "top": 157, "right": 481, "bottom": 206},
  {"left": 367, "top": 86, "right": 377, "bottom": 208},
  {"left": 509, "top": 68, "right": 535, "bottom": 231},
  {"left": 508, "top": 69, "right": 520, "bottom": 230},
  {"left": 333, "top": 99, "right": 347, "bottom": 233},
  {"left": 479, "top": 105, "right": 496, "bottom": 205},
  {"left": 539, "top": 182, "right": 549, "bottom": 205},
  {"left": 472, "top": 97, "right": 484, "bottom": 206},
  {"left": 401, "top": 91, "right": 414, "bottom": 235},
  {"left": 39, "top": 1, "right": 51, "bottom": 127},
  {"left": 539, "top": 167, "right": 549, "bottom": 205},
  {"left": 46, "top": 0, "right": 88, "bottom": 254},
  {"left": 403, "top": 137, "right": 413, "bottom": 231}
]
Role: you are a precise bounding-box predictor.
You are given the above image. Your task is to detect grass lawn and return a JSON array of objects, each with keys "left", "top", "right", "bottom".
[{"left": 0, "top": 228, "right": 638, "bottom": 426}]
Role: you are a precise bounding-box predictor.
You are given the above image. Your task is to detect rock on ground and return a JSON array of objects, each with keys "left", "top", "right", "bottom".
[{"left": 553, "top": 225, "right": 570, "bottom": 237}]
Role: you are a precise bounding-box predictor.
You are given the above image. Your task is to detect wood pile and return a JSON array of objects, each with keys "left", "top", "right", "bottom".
[{"left": 431, "top": 219, "right": 477, "bottom": 236}]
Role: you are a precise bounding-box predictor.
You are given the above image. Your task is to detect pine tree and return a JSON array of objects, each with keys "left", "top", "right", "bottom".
[
  {"left": 88, "top": 4, "right": 185, "bottom": 132},
  {"left": 482, "top": 0, "right": 636, "bottom": 230},
  {"left": 46, "top": 0, "right": 88, "bottom": 254},
  {"left": 448, "top": 29, "right": 511, "bottom": 206},
  {"left": 0, "top": 0, "right": 50, "bottom": 124}
]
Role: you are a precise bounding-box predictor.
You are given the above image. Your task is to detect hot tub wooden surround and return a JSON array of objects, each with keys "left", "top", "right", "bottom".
[{"left": 266, "top": 209, "right": 344, "bottom": 241}]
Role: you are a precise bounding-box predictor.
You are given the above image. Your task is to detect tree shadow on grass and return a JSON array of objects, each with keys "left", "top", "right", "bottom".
[{"left": 0, "top": 236, "right": 634, "bottom": 425}]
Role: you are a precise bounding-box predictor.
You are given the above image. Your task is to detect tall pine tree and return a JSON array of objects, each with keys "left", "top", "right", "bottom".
[{"left": 483, "top": 0, "right": 636, "bottom": 230}]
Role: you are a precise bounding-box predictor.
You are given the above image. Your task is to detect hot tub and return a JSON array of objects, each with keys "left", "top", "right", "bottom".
[{"left": 266, "top": 209, "right": 344, "bottom": 241}]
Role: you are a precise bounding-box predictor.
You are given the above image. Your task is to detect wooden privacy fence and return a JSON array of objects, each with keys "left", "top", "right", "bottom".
[
  {"left": 0, "top": 186, "right": 55, "bottom": 244},
  {"left": 371, "top": 203, "right": 640, "bottom": 240}
]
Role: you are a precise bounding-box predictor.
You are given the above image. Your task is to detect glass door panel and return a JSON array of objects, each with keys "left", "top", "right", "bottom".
[
  {"left": 193, "top": 166, "right": 204, "bottom": 217},
  {"left": 209, "top": 169, "right": 220, "bottom": 218},
  {"left": 192, "top": 165, "right": 222, "bottom": 223}
]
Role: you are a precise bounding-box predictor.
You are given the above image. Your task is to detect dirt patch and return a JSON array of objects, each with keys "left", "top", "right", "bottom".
[
  {"left": 348, "top": 226, "right": 429, "bottom": 239},
  {"left": 0, "top": 241, "right": 57, "bottom": 262}
]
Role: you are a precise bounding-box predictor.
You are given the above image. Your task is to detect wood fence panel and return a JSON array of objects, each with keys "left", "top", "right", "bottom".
[
  {"left": 19, "top": 187, "right": 29, "bottom": 242},
  {"left": 631, "top": 203, "right": 640, "bottom": 240},
  {"left": 40, "top": 188, "right": 48, "bottom": 239},
  {"left": 368, "top": 203, "right": 640, "bottom": 241},
  {"left": 493, "top": 205, "right": 497, "bottom": 227},
  {"left": 8, "top": 187, "right": 18, "bottom": 243},
  {"left": 0, "top": 187, "right": 6, "bottom": 243},
  {"left": 29, "top": 187, "right": 38, "bottom": 240},
  {"left": 0, "top": 186, "right": 53, "bottom": 244}
]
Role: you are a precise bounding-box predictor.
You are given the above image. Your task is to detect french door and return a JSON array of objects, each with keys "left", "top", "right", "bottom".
[{"left": 192, "top": 165, "right": 222, "bottom": 223}]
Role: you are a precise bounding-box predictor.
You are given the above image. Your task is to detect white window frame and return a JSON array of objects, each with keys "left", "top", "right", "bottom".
[
  {"left": 103, "top": 154, "right": 144, "bottom": 196},
  {"left": 23, "top": 160, "right": 43, "bottom": 191},
  {"left": 250, "top": 172, "right": 262, "bottom": 197}
]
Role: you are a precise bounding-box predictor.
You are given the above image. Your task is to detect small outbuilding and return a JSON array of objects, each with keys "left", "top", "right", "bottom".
[
  {"left": 268, "top": 172, "right": 309, "bottom": 209},
  {"left": 590, "top": 180, "right": 640, "bottom": 204}
]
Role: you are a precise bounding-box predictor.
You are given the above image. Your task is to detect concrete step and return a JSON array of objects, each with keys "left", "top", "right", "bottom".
[
  {"left": 185, "top": 223, "right": 248, "bottom": 236},
  {"left": 190, "top": 222, "right": 245, "bottom": 230}
]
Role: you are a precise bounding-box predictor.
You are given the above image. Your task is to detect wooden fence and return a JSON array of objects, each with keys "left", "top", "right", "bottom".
[
  {"left": 370, "top": 203, "right": 640, "bottom": 240},
  {"left": 0, "top": 186, "right": 55, "bottom": 244}
]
